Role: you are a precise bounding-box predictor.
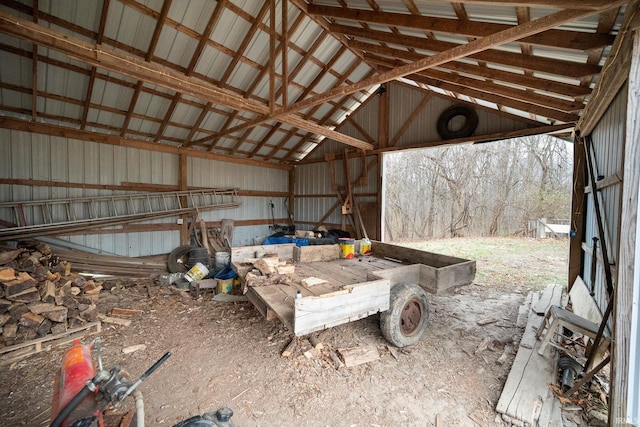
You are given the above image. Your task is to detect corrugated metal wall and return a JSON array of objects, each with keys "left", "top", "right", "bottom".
[
  {"left": 0, "top": 129, "right": 289, "bottom": 255},
  {"left": 583, "top": 82, "right": 628, "bottom": 316},
  {"left": 294, "top": 154, "right": 378, "bottom": 232}
]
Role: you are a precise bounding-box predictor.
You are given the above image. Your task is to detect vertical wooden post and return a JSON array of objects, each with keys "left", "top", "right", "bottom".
[
  {"left": 377, "top": 85, "right": 389, "bottom": 149},
  {"left": 568, "top": 136, "right": 586, "bottom": 289},
  {"left": 179, "top": 153, "right": 189, "bottom": 245},
  {"left": 281, "top": 0, "right": 288, "bottom": 107},
  {"left": 610, "top": 29, "right": 640, "bottom": 427},
  {"left": 288, "top": 166, "right": 295, "bottom": 227},
  {"left": 376, "top": 85, "right": 389, "bottom": 241},
  {"left": 269, "top": 0, "right": 276, "bottom": 114}
]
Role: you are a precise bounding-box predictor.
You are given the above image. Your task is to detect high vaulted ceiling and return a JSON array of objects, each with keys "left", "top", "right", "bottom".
[{"left": 0, "top": 1, "right": 631, "bottom": 164}]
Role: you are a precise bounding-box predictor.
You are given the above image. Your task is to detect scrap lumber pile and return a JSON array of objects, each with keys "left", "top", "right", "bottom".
[
  {"left": 0, "top": 242, "right": 102, "bottom": 348},
  {"left": 239, "top": 254, "right": 296, "bottom": 294},
  {"left": 53, "top": 249, "right": 166, "bottom": 277}
]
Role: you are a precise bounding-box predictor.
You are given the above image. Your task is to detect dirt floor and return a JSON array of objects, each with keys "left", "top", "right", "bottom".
[{"left": 0, "top": 237, "right": 570, "bottom": 427}]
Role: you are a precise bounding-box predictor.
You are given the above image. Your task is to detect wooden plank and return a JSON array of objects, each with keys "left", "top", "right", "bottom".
[
  {"left": 293, "top": 279, "right": 390, "bottom": 336},
  {"left": 293, "top": 244, "right": 340, "bottom": 262},
  {"left": 496, "top": 289, "right": 563, "bottom": 425},
  {"left": 532, "top": 284, "right": 565, "bottom": 315},
  {"left": 231, "top": 243, "right": 295, "bottom": 263},
  {"left": 611, "top": 26, "right": 640, "bottom": 426},
  {"left": 338, "top": 345, "right": 380, "bottom": 367}
]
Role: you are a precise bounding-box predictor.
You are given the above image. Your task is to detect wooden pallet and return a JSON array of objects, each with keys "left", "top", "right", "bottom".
[{"left": 0, "top": 321, "right": 101, "bottom": 365}]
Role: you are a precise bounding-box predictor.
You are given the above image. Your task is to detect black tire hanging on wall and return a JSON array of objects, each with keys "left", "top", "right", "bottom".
[
  {"left": 436, "top": 105, "right": 479, "bottom": 140},
  {"left": 380, "top": 283, "right": 430, "bottom": 348},
  {"left": 167, "top": 245, "right": 195, "bottom": 273}
]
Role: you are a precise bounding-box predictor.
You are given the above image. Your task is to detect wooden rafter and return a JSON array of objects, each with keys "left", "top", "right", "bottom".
[
  {"left": 223, "top": 4, "right": 621, "bottom": 136},
  {"left": 339, "top": 28, "right": 601, "bottom": 78},
  {"left": 153, "top": 0, "right": 228, "bottom": 143},
  {"left": 0, "top": 11, "right": 374, "bottom": 151},
  {"left": 80, "top": 0, "right": 110, "bottom": 130},
  {"left": 310, "top": 4, "right": 614, "bottom": 51},
  {"left": 262, "top": 58, "right": 365, "bottom": 161},
  {"left": 366, "top": 54, "right": 584, "bottom": 113},
  {"left": 119, "top": 0, "right": 173, "bottom": 138}
]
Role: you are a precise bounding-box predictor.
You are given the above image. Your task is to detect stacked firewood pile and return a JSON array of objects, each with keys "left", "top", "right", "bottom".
[{"left": 0, "top": 241, "right": 101, "bottom": 348}]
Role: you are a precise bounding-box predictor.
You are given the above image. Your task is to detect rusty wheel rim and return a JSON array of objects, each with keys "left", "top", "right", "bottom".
[{"left": 400, "top": 299, "right": 423, "bottom": 336}]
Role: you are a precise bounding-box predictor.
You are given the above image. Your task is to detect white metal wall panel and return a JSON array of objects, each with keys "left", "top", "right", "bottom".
[
  {"left": 0, "top": 129, "right": 287, "bottom": 255},
  {"left": 584, "top": 83, "right": 628, "bottom": 314},
  {"left": 294, "top": 154, "right": 378, "bottom": 230}
]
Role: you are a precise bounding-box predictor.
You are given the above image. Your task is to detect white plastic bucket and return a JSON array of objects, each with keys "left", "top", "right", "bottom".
[{"left": 184, "top": 262, "right": 209, "bottom": 282}]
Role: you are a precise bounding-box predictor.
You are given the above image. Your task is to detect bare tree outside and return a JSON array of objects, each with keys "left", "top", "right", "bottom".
[{"left": 383, "top": 135, "right": 572, "bottom": 241}]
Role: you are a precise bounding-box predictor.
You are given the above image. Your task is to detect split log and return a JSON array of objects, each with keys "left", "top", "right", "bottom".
[
  {"left": 38, "top": 281, "right": 56, "bottom": 303},
  {"left": 36, "top": 318, "right": 52, "bottom": 337},
  {"left": 0, "top": 299, "right": 11, "bottom": 314},
  {"left": 254, "top": 256, "right": 280, "bottom": 276},
  {"left": 282, "top": 337, "right": 297, "bottom": 357},
  {"left": 4, "top": 272, "right": 37, "bottom": 298},
  {"left": 41, "top": 307, "right": 68, "bottom": 323},
  {"left": 329, "top": 351, "right": 344, "bottom": 369},
  {"left": 309, "top": 335, "right": 324, "bottom": 350},
  {"left": 0, "top": 313, "right": 10, "bottom": 327},
  {"left": 7, "top": 287, "right": 41, "bottom": 303},
  {"left": 51, "top": 322, "right": 67, "bottom": 335},
  {"left": 0, "top": 267, "right": 15, "bottom": 282},
  {"left": 3, "top": 321, "right": 17, "bottom": 338},
  {"left": 19, "top": 312, "right": 44, "bottom": 329},
  {"left": 9, "top": 303, "right": 29, "bottom": 321}
]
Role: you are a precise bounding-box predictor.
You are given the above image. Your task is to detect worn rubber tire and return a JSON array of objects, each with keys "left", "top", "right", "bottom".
[
  {"left": 380, "top": 283, "right": 430, "bottom": 348},
  {"left": 436, "top": 105, "right": 479, "bottom": 140},
  {"left": 167, "top": 245, "right": 195, "bottom": 273}
]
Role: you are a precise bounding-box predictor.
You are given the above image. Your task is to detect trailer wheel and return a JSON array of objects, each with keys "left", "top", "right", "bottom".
[
  {"left": 167, "top": 245, "right": 195, "bottom": 273},
  {"left": 380, "top": 283, "right": 430, "bottom": 348}
]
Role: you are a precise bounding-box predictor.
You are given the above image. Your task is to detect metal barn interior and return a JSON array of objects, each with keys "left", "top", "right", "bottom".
[{"left": 0, "top": 0, "right": 639, "bottom": 424}]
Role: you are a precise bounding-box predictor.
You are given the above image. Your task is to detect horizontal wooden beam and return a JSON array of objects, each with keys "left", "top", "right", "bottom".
[
  {"left": 0, "top": 117, "right": 292, "bottom": 170},
  {"left": 310, "top": 5, "right": 614, "bottom": 51},
  {"left": 340, "top": 27, "right": 601, "bottom": 79},
  {"left": 0, "top": 11, "right": 373, "bottom": 151}
]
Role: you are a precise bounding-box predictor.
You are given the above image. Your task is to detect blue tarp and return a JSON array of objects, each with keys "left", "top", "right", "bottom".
[{"left": 263, "top": 236, "right": 309, "bottom": 246}]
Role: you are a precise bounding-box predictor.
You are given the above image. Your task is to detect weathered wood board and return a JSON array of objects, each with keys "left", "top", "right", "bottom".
[
  {"left": 496, "top": 284, "right": 564, "bottom": 426},
  {"left": 371, "top": 241, "right": 476, "bottom": 293},
  {"left": 293, "top": 279, "right": 390, "bottom": 336},
  {"left": 231, "top": 243, "right": 295, "bottom": 263},
  {"left": 293, "top": 244, "right": 340, "bottom": 262}
]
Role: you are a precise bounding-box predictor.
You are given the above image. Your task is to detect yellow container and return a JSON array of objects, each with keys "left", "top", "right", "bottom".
[
  {"left": 360, "top": 238, "right": 371, "bottom": 255},
  {"left": 217, "top": 278, "right": 233, "bottom": 294},
  {"left": 184, "top": 262, "right": 209, "bottom": 282},
  {"left": 339, "top": 238, "right": 355, "bottom": 259}
]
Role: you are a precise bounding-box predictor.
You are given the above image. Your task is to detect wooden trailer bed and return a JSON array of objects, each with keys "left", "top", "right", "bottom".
[{"left": 233, "top": 241, "right": 476, "bottom": 337}]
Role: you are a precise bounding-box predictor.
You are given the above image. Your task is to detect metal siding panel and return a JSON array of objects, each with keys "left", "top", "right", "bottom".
[{"left": 586, "top": 83, "right": 628, "bottom": 314}]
